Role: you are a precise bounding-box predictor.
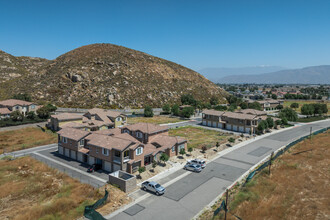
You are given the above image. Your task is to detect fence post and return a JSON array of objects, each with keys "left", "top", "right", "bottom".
[
  {"left": 269, "top": 151, "right": 274, "bottom": 175},
  {"left": 225, "top": 189, "right": 228, "bottom": 220}
]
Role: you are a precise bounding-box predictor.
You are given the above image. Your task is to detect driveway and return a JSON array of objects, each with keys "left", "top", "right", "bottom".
[{"left": 107, "top": 119, "right": 330, "bottom": 220}]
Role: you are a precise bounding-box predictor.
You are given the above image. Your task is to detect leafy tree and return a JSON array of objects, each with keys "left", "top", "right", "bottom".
[
  {"left": 188, "top": 147, "right": 193, "bottom": 154},
  {"left": 12, "top": 93, "right": 31, "bottom": 101},
  {"left": 301, "top": 104, "right": 314, "bottom": 116},
  {"left": 160, "top": 153, "right": 169, "bottom": 165},
  {"left": 162, "top": 104, "right": 171, "bottom": 114},
  {"left": 181, "top": 106, "right": 194, "bottom": 118},
  {"left": 152, "top": 160, "right": 157, "bottom": 170},
  {"left": 37, "top": 106, "right": 51, "bottom": 119},
  {"left": 202, "top": 145, "right": 207, "bottom": 153},
  {"left": 10, "top": 111, "right": 24, "bottom": 122},
  {"left": 266, "top": 117, "right": 274, "bottom": 128},
  {"left": 181, "top": 94, "right": 196, "bottom": 105},
  {"left": 202, "top": 102, "right": 212, "bottom": 109},
  {"left": 248, "top": 102, "right": 262, "bottom": 111},
  {"left": 281, "top": 117, "right": 288, "bottom": 125},
  {"left": 240, "top": 102, "right": 248, "bottom": 109},
  {"left": 171, "top": 104, "right": 180, "bottom": 116},
  {"left": 210, "top": 96, "right": 219, "bottom": 105},
  {"left": 290, "top": 103, "right": 299, "bottom": 109},
  {"left": 276, "top": 104, "right": 283, "bottom": 110},
  {"left": 214, "top": 105, "right": 227, "bottom": 111},
  {"left": 257, "top": 120, "right": 267, "bottom": 133},
  {"left": 271, "top": 94, "right": 277, "bottom": 99},
  {"left": 45, "top": 103, "right": 57, "bottom": 112},
  {"left": 179, "top": 148, "right": 186, "bottom": 157},
  {"left": 144, "top": 105, "right": 154, "bottom": 117},
  {"left": 215, "top": 142, "right": 220, "bottom": 151},
  {"left": 279, "top": 107, "right": 298, "bottom": 121},
  {"left": 27, "top": 111, "right": 36, "bottom": 120}
]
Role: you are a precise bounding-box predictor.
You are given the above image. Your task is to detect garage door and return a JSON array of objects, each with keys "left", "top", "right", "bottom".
[
  {"left": 71, "top": 151, "right": 76, "bottom": 160},
  {"left": 245, "top": 127, "right": 250, "bottom": 134},
  {"left": 227, "top": 124, "right": 232, "bottom": 130},
  {"left": 207, "top": 121, "right": 212, "bottom": 127},
  {"left": 64, "top": 148, "right": 70, "bottom": 157},
  {"left": 77, "top": 152, "right": 83, "bottom": 162},
  {"left": 113, "top": 163, "right": 121, "bottom": 172},
  {"left": 202, "top": 121, "right": 206, "bottom": 126},
  {"left": 239, "top": 126, "right": 244, "bottom": 132},
  {"left": 88, "top": 156, "right": 95, "bottom": 165},
  {"left": 104, "top": 161, "right": 111, "bottom": 172},
  {"left": 58, "top": 146, "right": 63, "bottom": 155},
  {"left": 212, "top": 122, "right": 217, "bottom": 127},
  {"left": 218, "top": 123, "right": 223, "bottom": 128}
]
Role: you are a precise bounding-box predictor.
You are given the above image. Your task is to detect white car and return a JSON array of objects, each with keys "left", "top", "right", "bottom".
[{"left": 187, "top": 159, "right": 206, "bottom": 168}]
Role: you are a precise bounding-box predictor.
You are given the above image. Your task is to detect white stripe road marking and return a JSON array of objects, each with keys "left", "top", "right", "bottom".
[{"left": 33, "top": 152, "right": 107, "bottom": 183}]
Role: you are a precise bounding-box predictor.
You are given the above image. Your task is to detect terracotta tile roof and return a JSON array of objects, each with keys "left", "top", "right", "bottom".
[
  {"left": 0, "top": 99, "right": 34, "bottom": 107},
  {"left": 150, "top": 135, "right": 187, "bottom": 151},
  {"left": 202, "top": 109, "right": 225, "bottom": 116},
  {"left": 143, "top": 144, "right": 157, "bottom": 155},
  {"left": 86, "top": 108, "right": 125, "bottom": 123},
  {"left": 79, "top": 148, "right": 90, "bottom": 154},
  {"left": 93, "top": 128, "right": 122, "bottom": 136},
  {"left": 87, "top": 133, "right": 134, "bottom": 151},
  {"left": 236, "top": 109, "right": 266, "bottom": 116},
  {"left": 222, "top": 112, "right": 257, "bottom": 120},
  {"left": 59, "top": 122, "right": 85, "bottom": 129},
  {"left": 123, "top": 123, "right": 169, "bottom": 134},
  {"left": 51, "top": 113, "right": 83, "bottom": 121},
  {"left": 114, "top": 133, "right": 140, "bottom": 142},
  {"left": 0, "top": 107, "right": 11, "bottom": 115},
  {"left": 57, "top": 127, "right": 90, "bottom": 141}
]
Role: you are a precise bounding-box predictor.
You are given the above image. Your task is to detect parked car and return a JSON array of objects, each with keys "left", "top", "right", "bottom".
[
  {"left": 142, "top": 181, "right": 165, "bottom": 195},
  {"left": 184, "top": 164, "right": 202, "bottom": 172},
  {"left": 87, "top": 164, "right": 102, "bottom": 172},
  {"left": 187, "top": 159, "right": 206, "bottom": 168}
]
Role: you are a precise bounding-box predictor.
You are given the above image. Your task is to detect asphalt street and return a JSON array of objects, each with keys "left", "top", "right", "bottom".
[{"left": 108, "top": 119, "right": 330, "bottom": 220}]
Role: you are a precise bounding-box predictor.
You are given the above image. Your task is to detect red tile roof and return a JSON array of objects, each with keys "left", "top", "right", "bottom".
[
  {"left": 0, "top": 99, "right": 34, "bottom": 107},
  {"left": 123, "top": 123, "right": 169, "bottom": 134},
  {"left": 57, "top": 127, "right": 90, "bottom": 141},
  {"left": 0, "top": 108, "right": 11, "bottom": 115},
  {"left": 51, "top": 113, "right": 83, "bottom": 121}
]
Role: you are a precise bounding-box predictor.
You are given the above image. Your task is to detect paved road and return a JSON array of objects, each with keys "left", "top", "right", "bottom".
[
  {"left": 0, "top": 122, "right": 47, "bottom": 131},
  {"left": 108, "top": 120, "right": 330, "bottom": 220}
]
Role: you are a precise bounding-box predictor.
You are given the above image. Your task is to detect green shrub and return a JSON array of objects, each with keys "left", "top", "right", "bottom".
[{"left": 228, "top": 137, "right": 235, "bottom": 143}]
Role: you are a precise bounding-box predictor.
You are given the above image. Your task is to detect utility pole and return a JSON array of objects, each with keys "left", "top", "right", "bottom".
[
  {"left": 225, "top": 189, "right": 229, "bottom": 220},
  {"left": 269, "top": 152, "right": 274, "bottom": 175}
]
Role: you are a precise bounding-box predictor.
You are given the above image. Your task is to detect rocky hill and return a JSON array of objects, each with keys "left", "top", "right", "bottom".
[{"left": 0, "top": 44, "right": 227, "bottom": 108}]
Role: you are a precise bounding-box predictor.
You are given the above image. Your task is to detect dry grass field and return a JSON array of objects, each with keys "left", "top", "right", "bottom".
[
  {"left": 0, "top": 127, "right": 57, "bottom": 154},
  {"left": 201, "top": 130, "right": 330, "bottom": 220},
  {"left": 0, "top": 157, "right": 130, "bottom": 220},
  {"left": 169, "top": 126, "right": 232, "bottom": 149},
  {"left": 127, "top": 115, "right": 185, "bottom": 125}
]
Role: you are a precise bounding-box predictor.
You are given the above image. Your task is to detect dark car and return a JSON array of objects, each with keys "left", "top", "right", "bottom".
[{"left": 87, "top": 164, "right": 102, "bottom": 172}]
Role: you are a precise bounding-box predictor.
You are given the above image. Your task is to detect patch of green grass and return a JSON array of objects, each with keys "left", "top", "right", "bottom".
[{"left": 296, "top": 116, "right": 328, "bottom": 123}]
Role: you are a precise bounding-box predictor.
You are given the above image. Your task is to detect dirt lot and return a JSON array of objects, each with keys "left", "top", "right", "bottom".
[
  {"left": 0, "top": 156, "right": 130, "bottom": 220},
  {"left": 0, "top": 127, "right": 57, "bottom": 154},
  {"left": 201, "top": 130, "right": 330, "bottom": 220},
  {"left": 169, "top": 126, "right": 238, "bottom": 149},
  {"left": 127, "top": 115, "right": 185, "bottom": 124}
]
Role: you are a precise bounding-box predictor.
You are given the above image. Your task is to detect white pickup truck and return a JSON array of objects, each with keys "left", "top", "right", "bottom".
[{"left": 141, "top": 181, "right": 166, "bottom": 196}]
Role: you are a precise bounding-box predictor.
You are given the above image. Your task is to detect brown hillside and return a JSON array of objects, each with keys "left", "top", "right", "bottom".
[{"left": 0, "top": 44, "right": 227, "bottom": 108}]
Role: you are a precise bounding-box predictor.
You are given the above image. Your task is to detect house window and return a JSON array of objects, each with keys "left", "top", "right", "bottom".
[
  {"left": 136, "top": 132, "right": 143, "bottom": 138},
  {"left": 136, "top": 147, "right": 143, "bottom": 156},
  {"left": 16, "top": 106, "right": 19, "bottom": 110},
  {"left": 172, "top": 146, "right": 175, "bottom": 152},
  {"left": 124, "top": 150, "right": 129, "bottom": 157},
  {"left": 79, "top": 139, "right": 84, "bottom": 146},
  {"left": 30, "top": 105, "right": 35, "bottom": 109},
  {"left": 116, "top": 117, "right": 122, "bottom": 121},
  {"left": 96, "top": 147, "right": 99, "bottom": 153},
  {"left": 123, "top": 129, "right": 129, "bottom": 134},
  {"left": 62, "top": 137, "right": 67, "bottom": 143},
  {"left": 114, "top": 151, "right": 120, "bottom": 157},
  {"left": 102, "top": 148, "right": 109, "bottom": 156},
  {"left": 178, "top": 144, "right": 185, "bottom": 151}
]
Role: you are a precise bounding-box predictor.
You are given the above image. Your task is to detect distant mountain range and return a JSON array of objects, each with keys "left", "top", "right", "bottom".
[
  {"left": 198, "top": 66, "right": 286, "bottom": 82},
  {"left": 219, "top": 65, "right": 330, "bottom": 84}
]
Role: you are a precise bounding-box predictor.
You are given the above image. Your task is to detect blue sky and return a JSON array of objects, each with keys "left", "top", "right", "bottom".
[{"left": 1, "top": 0, "right": 330, "bottom": 71}]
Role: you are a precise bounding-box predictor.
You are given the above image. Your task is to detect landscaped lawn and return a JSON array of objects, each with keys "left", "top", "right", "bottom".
[
  {"left": 0, "top": 156, "right": 129, "bottom": 220},
  {"left": 296, "top": 116, "right": 329, "bottom": 123},
  {"left": 283, "top": 100, "right": 330, "bottom": 114},
  {"left": 0, "top": 127, "right": 58, "bottom": 154},
  {"left": 127, "top": 115, "right": 186, "bottom": 125},
  {"left": 200, "top": 130, "right": 330, "bottom": 220},
  {"left": 169, "top": 126, "right": 231, "bottom": 149}
]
